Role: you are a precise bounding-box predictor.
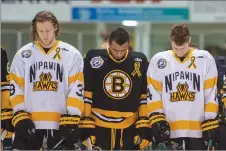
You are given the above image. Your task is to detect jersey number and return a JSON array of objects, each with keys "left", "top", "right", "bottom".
[
  {"left": 10, "top": 84, "right": 15, "bottom": 96},
  {"left": 76, "top": 84, "right": 84, "bottom": 98},
  {"left": 147, "top": 88, "right": 152, "bottom": 100}
]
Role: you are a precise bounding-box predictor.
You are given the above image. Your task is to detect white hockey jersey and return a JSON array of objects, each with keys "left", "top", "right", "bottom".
[
  {"left": 147, "top": 49, "right": 218, "bottom": 138},
  {"left": 10, "top": 40, "right": 84, "bottom": 130}
]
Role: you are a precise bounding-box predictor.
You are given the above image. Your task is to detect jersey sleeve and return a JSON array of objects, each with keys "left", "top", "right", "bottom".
[
  {"left": 67, "top": 51, "right": 84, "bottom": 116},
  {"left": 1, "top": 47, "right": 11, "bottom": 109},
  {"left": 83, "top": 51, "right": 95, "bottom": 117},
  {"left": 147, "top": 56, "right": 164, "bottom": 116},
  {"left": 204, "top": 52, "right": 218, "bottom": 120},
  {"left": 10, "top": 51, "right": 25, "bottom": 113},
  {"left": 138, "top": 55, "right": 149, "bottom": 118}
]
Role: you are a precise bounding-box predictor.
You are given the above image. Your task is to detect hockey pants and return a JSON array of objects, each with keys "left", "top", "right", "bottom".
[
  {"left": 217, "top": 125, "right": 226, "bottom": 150},
  {"left": 171, "top": 137, "right": 205, "bottom": 150},
  {"left": 13, "top": 129, "right": 62, "bottom": 150},
  {"left": 93, "top": 124, "right": 139, "bottom": 150}
]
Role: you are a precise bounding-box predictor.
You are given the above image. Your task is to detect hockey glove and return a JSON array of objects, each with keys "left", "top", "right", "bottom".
[
  {"left": 219, "top": 88, "right": 226, "bottom": 107},
  {"left": 1, "top": 108, "right": 14, "bottom": 132},
  {"left": 2, "top": 133, "right": 14, "bottom": 150},
  {"left": 134, "top": 117, "right": 151, "bottom": 150},
  {"left": 1, "top": 109, "right": 14, "bottom": 151},
  {"left": 149, "top": 112, "right": 170, "bottom": 144},
  {"left": 12, "top": 110, "right": 35, "bottom": 141},
  {"left": 218, "top": 89, "right": 226, "bottom": 124},
  {"left": 79, "top": 116, "right": 95, "bottom": 142},
  {"left": 59, "top": 114, "right": 80, "bottom": 145},
  {"left": 201, "top": 119, "right": 219, "bottom": 149}
]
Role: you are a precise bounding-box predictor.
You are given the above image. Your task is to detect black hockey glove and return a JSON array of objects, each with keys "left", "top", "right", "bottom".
[
  {"left": 134, "top": 117, "right": 151, "bottom": 150},
  {"left": 79, "top": 116, "right": 95, "bottom": 141},
  {"left": 59, "top": 114, "right": 80, "bottom": 145},
  {"left": 12, "top": 110, "right": 35, "bottom": 141},
  {"left": 2, "top": 134, "right": 14, "bottom": 150},
  {"left": 149, "top": 112, "right": 170, "bottom": 144},
  {"left": 1, "top": 109, "right": 14, "bottom": 150},
  {"left": 201, "top": 118, "right": 219, "bottom": 150},
  {"left": 1, "top": 108, "right": 14, "bottom": 132}
]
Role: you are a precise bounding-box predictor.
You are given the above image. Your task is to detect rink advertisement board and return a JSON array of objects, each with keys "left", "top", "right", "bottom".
[{"left": 71, "top": 7, "right": 190, "bottom": 22}]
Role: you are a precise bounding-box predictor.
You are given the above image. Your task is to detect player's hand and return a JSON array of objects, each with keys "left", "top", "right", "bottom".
[
  {"left": 149, "top": 112, "right": 170, "bottom": 144},
  {"left": 59, "top": 114, "right": 80, "bottom": 145},
  {"left": 134, "top": 117, "right": 151, "bottom": 150},
  {"left": 201, "top": 118, "right": 219, "bottom": 149},
  {"left": 219, "top": 88, "right": 226, "bottom": 106},
  {"left": 79, "top": 116, "right": 95, "bottom": 141},
  {"left": 12, "top": 110, "right": 36, "bottom": 141}
]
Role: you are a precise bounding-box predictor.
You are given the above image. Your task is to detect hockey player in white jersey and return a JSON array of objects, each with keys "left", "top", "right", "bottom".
[
  {"left": 147, "top": 24, "right": 219, "bottom": 150},
  {"left": 10, "top": 11, "right": 84, "bottom": 150}
]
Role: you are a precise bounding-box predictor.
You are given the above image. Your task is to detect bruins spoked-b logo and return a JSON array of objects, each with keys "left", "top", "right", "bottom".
[
  {"left": 170, "top": 82, "right": 196, "bottom": 102},
  {"left": 103, "top": 70, "right": 132, "bottom": 99},
  {"left": 33, "top": 72, "right": 58, "bottom": 92}
]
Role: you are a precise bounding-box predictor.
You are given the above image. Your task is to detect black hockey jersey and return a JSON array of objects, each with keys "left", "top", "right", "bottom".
[
  {"left": 216, "top": 56, "right": 226, "bottom": 89},
  {"left": 1, "top": 46, "right": 11, "bottom": 109},
  {"left": 216, "top": 56, "right": 226, "bottom": 124},
  {"left": 83, "top": 49, "right": 148, "bottom": 129}
]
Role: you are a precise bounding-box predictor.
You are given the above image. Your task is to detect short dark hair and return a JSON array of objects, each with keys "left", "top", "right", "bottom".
[
  {"left": 108, "top": 28, "right": 130, "bottom": 45},
  {"left": 31, "top": 11, "right": 60, "bottom": 41},
  {"left": 170, "top": 24, "right": 190, "bottom": 46}
]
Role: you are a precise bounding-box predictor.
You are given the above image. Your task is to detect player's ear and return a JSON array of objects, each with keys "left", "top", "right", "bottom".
[{"left": 54, "top": 25, "right": 57, "bottom": 32}]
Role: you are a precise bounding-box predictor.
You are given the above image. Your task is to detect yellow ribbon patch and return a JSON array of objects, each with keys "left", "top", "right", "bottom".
[
  {"left": 53, "top": 47, "right": 61, "bottom": 60},
  {"left": 187, "top": 56, "right": 197, "bottom": 69},
  {"left": 132, "top": 62, "right": 142, "bottom": 77}
]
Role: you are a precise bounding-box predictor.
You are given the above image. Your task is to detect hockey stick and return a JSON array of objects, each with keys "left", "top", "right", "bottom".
[
  {"left": 1, "top": 130, "right": 7, "bottom": 150},
  {"left": 207, "top": 139, "right": 215, "bottom": 150},
  {"left": 87, "top": 137, "right": 93, "bottom": 150},
  {"left": 52, "top": 138, "right": 65, "bottom": 149},
  {"left": 1, "top": 130, "right": 7, "bottom": 141}
]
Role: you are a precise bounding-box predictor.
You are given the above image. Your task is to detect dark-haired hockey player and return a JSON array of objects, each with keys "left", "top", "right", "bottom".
[
  {"left": 215, "top": 56, "right": 226, "bottom": 150},
  {"left": 147, "top": 24, "right": 219, "bottom": 150},
  {"left": 80, "top": 27, "right": 151, "bottom": 150},
  {"left": 1, "top": 46, "right": 14, "bottom": 150}
]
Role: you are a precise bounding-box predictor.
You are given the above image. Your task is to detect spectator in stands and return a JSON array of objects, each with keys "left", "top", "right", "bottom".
[{"left": 100, "top": 31, "right": 109, "bottom": 49}]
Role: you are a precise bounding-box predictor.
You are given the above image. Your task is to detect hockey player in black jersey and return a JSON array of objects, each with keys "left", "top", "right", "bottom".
[
  {"left": 79, "top": 28, "right": 151, "bottom": 150},
  {"left": 1, "top": 46, "right": 14, "bottom": 150},
  {"left": 216, "top": 56, "right": 226, "bottom": 150}
]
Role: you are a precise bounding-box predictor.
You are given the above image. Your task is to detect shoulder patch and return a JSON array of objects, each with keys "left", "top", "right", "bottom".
[
  {"left": 157, "top": 58, "right": 167, "bottom": 69},
  {"left": 90, "top": 56, "right": 104, "bottom": 68},
  {"left": 21, "top": 50, "right": 32, "bottom": 58}
]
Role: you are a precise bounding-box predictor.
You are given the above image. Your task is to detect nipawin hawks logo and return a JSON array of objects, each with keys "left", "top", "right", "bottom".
[
  {"left": 170, "top": 82, "right": 196, "bottom": 102},
  {"left": 33, "top": 72, "right": 58, "bottom": 92}
]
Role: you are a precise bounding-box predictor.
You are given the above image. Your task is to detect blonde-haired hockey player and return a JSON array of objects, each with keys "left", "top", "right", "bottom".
[{"left": 10, "top": 11, "right": 84, "bottom": 150}]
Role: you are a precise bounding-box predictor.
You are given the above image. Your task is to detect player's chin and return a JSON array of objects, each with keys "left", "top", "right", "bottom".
[{"left": 115, "top": 56, "right": 124, "bottom": 60}]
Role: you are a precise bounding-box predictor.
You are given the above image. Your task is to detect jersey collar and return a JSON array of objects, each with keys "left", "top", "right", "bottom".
[
  {"left": 172, "top": 48, "right": 194, "bottom": 64},
  {"left": 35, "top": 40, "right": 60, "bottom": 55},
  {"left": 107, "top": 48, "right": 129, "bottom": 63}
]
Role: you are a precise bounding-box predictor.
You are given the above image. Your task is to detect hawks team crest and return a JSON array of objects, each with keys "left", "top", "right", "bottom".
[
  {"left": 170, "top": 82, "right": 196, "bottom": 102},
  {"left": 90, "top": 56, "right": 104, "bottom": 68}
]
